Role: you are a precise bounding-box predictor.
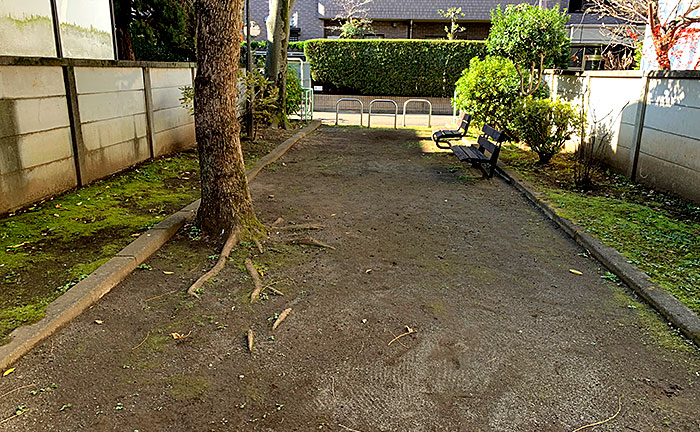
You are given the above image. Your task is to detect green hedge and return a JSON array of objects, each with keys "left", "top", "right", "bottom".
[{"left": 304, "top": 39, "right": 486, "bottom": 97}]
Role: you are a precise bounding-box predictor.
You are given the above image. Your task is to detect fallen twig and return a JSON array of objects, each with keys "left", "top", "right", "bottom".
[
  {"left": 388, "top": 326, "right": 416, "bottom": 346},
  {"left": 0, "top": 411, "right": 25, "bottom": 426},
  {"left": 572, "top": 395, "right": 622, "bottom": 432},
  {"left": 187, "top": 229, "right": 239, "bottom": 297},
  {"left": 272, "top": 308, "right": 292, "bottom": 330},
  {"left": 246, "top": 258, "right": 264, "bottom": 302},
  {"left": 247, "top": 329, "right": 254, "bottom": 353},
  {"left": 287, "top": 237, "right": 335, "bottom": 250},
  {"left": 272, "top": 217, "right": 284, "bottom": 227},
  {"left": 132, "top": 330, "right": 151, "bottom": 350},
  {"left": 262, "top": 284, "right": 284, "bottom": 296},
  {"left": 338, "top": 424, "right": 362, "bottom": 432},
  {"left": 0, "top": 383, "right": 35, "bottom": 400},
  {"left": 254, "top": 239, "right": 264, "bottom": 254},
  {"left": 144, "top": 290, "right": 177, "bottom": 303},
  {"left": 389, "top": 329, "right": 408, "bottom": 348},
  {"left": 276, "top": 224, "right": 324, "bottom": 231},
  {"left": 331, "top": 376, "right": 336, "bottom": 398}
]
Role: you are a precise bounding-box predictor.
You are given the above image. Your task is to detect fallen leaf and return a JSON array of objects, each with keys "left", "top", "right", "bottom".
[
  {"left": 170, "top": 331, "right": 191, "bottom": 340},
  {"left": 53, "top": 213, "right": 60, "bottom": 217},
  {"left": 130, "top": 233, "right": 140, "bottom": 237},
  {"left": 95, "top": 320, "right": 103, "bottom": 325},
  {"left": 163, "top": 271, "right": 174, "bottom": 275},
  {"left": 7, "top": 241, "right": 29, "bottom": 249},
  {"left": 3, "top": 368, "right": 15, "bottom": 377},
  {"left": 55, "top": 204, "right": 62, "bottom": 209},
  {"left": 331, "top": 213, "right": 336, "bottom": 217},
  {"left": 76, "top": 202, "right": 82, "bottom": 206},
  {"left": 365, "top": 269, "right": 373, "bottom": 273},
  {"left": 569, "top": 269, "right": 583, "bottom": 275}
]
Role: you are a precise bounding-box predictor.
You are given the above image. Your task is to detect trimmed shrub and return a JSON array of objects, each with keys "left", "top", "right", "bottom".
[
  {"left": 512, "top": 97, "right": 581, "bottom": 164},
  {"left": 286, "top": 69, "right": 303, "bottom": 115},
  {"left": 453, "top": 56, "right": 547, "bottom": 135},
  {"left": 304, "top": 39, "right": 487, "bottom": 97}
]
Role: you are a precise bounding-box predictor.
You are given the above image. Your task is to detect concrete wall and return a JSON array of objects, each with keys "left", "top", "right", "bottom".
[
  {"left": 0, "top": 60, "right": 196, "bottom": 214},
  {"left": 76, "top": 67, "right": 150, "bottom": 184},
  {"left": 0, "top": 66, "right": 77, "bottom": 212},
  {"left": 549, "top": 70, "right": 700, "bottom": 203}
]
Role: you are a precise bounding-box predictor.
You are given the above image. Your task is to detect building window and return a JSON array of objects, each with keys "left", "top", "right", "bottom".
[{"left": 290, "top": 27, "right": 301, "bottom": 42}]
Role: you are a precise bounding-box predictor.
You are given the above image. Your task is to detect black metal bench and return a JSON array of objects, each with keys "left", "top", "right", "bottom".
[
  {"left": 431, "top": 113, "right": 472, "bottom": 149},
  {"left": 450, "top": 124, "right": 505, "bottom": 179}
]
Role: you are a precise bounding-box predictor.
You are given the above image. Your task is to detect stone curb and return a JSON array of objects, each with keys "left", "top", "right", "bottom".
[
  {"left": 0, "top": 120, "right": 322, "bottom": 370},
  {"left": 496, "top": 164, "right": 700, "bottom": 346}
]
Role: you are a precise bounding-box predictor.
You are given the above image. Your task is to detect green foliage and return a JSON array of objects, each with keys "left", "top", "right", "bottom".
[
  {"left": 512, "top": 97, "right": 581, "bottom": 163},
  {"left": 487, "top": 4, "right": 570, "bottom": 95},
  {"left": 242, "top": 69, "right": 280, "bottom": 128},
  {"left": 339, "top": 18, "right": 374, "bottom": 39},
  {"left": 179, "top": 85, "right": 194, "bottom": 115},
  {"left": 304, "top": 39, "right": 486, "bottom": 97},
  {"left": 438, "top": 7, "right": 465, "bottom": 40},
  {"left": 453, "top": 56, "right": 547, "bottom": 134},
  {"left": 286, "top": 69, "right": 303, "bottom": 115},
  {"left": 123, "top": 0, "right": 196, "bottom": 62}
]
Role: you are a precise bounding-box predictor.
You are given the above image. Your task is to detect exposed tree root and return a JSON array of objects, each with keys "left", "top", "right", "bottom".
[
  {"left": 286, "top": 237, "right": 335, "bottom": 250},
  {"left": 276, "top": 224, "right": 324, "bottom": 231},
  {"left": 572, "top": 395, "right": 622, "bottom": 432},
  {"left": 187, "top": 229, "right": 239, "bottom": 297},
  {"left": 272, "top": 308, "right": 292, "bottom": 330},
  {"left": 271, "top": 217, "right": 285, "bottom": 227},
  {"left": 247, "top": 329, "right": 255, "bottom": 353},
  {"left": 0, "top": 383, "right": 35, "bottom": 400},
  {"left": 254, "top": 239, "right": 264, "bottom": 254},
  {"left": 131, "top": 330, "right": 151, "bottom": 351},
  {"left": 262, "top": 284, "right": 284, "bottom": 296},
  {"left": 246, "top": 258, "right": 264, "bottom": 302}
]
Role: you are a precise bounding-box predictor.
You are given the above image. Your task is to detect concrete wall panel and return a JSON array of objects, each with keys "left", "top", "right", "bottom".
[
  {"left": 636, "top": 148, "right": 700, "bottom": 203},
  {"left": 152, "top": 87, "right": 187, "bottom": 111},
  {"left": 153, "top": 106, "right": 193, "bottom": 133},
  {"left": 0, "top": 66, "right": 65, "bottom": 99},
  {"left": 75, "top": 67, "right": 144, "bottom": 94},
  {"left": 643, "top": 103, "right": 700, "bottom": 141},
  {"left": 0, "top": 128, "right": 73, "bottom": 173},
  {"left": 1, "top": 97, "right": 70, "bottom": 137},
  {"left": 638, "top": 127, "right": 700, "bottom": 173},
  {"left": 154, "top": 124, "right": 196, "bottom": 157},
  {"left": 78, "top": 90, "right": 146, "bottom": 123},
  {"left": 150, "top": 68, "right": 192, "bottom": 89},
  {"left": 0, "top": 158, "right": 77, "bottom": 213},
  {"left": 82, "top": 114, "right": 147, "bottom": 152},
  {"left": 82, "top": 136, "right": 150, "bottom": 184}
]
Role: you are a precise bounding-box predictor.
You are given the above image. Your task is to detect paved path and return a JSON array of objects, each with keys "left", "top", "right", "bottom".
[{"left": 1, "top": 126, "right": 698, "bottom": 431}]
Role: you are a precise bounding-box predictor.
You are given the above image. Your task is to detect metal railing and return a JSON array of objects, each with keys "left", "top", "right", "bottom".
[
  {"left": 335, "top": 98, "right": 364, "bottom": 126},
  {"left": 402, "top": 99, "right": 433, "bottom": 127},
  {"left": 368, "top": 99, "right": 398, "bottom": 129}
]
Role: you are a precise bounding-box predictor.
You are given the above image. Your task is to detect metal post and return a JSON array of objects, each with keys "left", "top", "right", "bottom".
[
  {"left": 245, "top": 0, "right": 255, "bottom": 138},
  {"left": 108, "top": 0, "right": 119, "bottom": 60},
  {"left": 49, "top": 0, "right": 63, "bottom": 58},
  {"left": 142, "top": 68, "right": 156, "bottom": 158},
  {"left": 630, "top": 73, "right": 651, "bottom": 182},
  {"left": 62, "top": 66, "right": 86, "bottom": 185}
]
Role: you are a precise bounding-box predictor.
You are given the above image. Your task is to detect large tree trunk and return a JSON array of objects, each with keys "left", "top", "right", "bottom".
[
  {"left": 194, "top": 0, "right": 257, "bottom": 237},
  {"left": 114, "top": 0, "right": 135, "bottom": 60},
  {"left": 265, "top": 0, "right": 296, "bottom": 125}
]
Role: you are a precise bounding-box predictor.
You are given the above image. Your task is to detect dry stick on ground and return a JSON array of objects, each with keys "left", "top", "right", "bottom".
[
  {"left": 276, "top": 224, "right": 324, "bottom": 231},
  {"left": 246, "top": 258, "right": 264, "bottom": 302},
  {"left": 0, "top": 383, "right": 35, "bottom": 400},
  {"left": 247, "top": 329, "right": 255, "bottom": 352},
  {"left": 187, "top": 229, "right": 239, "bottom": 297},
  {"left": 338, "top": 424, "right": 363, "bottom": 432},
  {"left": 387, "top": 326, "right": 416, "bottom": 346},
  {"left": 262, "top": 284, "right": 284, "bottom": 296},
  {"left": 132, "top": 330, "right": 151, "bottom": 351},
  {"left": 0, "top": 411, "right": 25, "bottom": 426},
  {"left": 144, "top": 290, "right": 177, "bottom": 303},
  {"left": 571, "top": 395, "right": 623, "bottom": 432},
  {"left": 272, "top": 308, "right": 292, "bottom": 330},
  {"left": 272, "top": 217, "right": 285, "bottom": 227},
  {"left": 254, "top": 239, "right": 264, "bottom": 254},
  {"left": 389, "top": 329, "right": 409, "bottom": 348},
  {"left": 286, "top": 237, "right": 336, "bottom": 250}
]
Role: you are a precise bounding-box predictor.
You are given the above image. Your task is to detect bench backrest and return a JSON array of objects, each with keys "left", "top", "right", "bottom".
[
  {"left": 458, "top": 113, "right": 472, "bottom": 136},
  {"left": 477, "top": 124, "right": 505, "bottom": 159}
]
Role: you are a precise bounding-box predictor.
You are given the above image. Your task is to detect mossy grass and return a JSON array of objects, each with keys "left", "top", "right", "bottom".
[
  {"left": 500, "top": 145, "right": 700, "bottom": 317},
  {"left": 0, "top": 151, "right": 201, "bottom": 343}
]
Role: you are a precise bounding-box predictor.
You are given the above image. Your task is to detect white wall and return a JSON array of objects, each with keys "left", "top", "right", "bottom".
[
  {"left": 0, "top": 66, "right": 77, "bottom": 212},
  {"left": 550, "top": 70, "right": 700, "bottom": 203},
  {"left": 149, "top": 68, "right": 195, "bottom": 157}
]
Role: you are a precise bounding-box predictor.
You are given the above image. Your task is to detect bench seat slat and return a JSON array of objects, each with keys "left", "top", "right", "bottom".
[{"left": 451, "top": 145, "right": 489, "bottom": 162}]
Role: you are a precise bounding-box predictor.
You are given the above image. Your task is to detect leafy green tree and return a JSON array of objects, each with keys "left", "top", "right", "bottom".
[
  {"left": 114, "top": 0, "right": 196, "bottom": 62},
  {"left": 438, "top": 7, "right": 466, "bottom": 40},
  {"left": 453, "top": 56, "right": 547, "bottom": 136},
  {"left": 487, "top": 4, "right": 570, "bottom": 96}
]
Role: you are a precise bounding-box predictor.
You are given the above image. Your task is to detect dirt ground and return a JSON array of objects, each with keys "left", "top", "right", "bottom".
[{"left": 1, "top": 126, "right": 699, "bottom": 431}]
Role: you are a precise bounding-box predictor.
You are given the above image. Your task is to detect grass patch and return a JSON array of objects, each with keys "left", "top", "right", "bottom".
[
  {"left": 0, "top": 151, "right": 201, "bottom": 343},
  {"left": 500, "top": 145, "right": 700, "bottom": 316}
]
